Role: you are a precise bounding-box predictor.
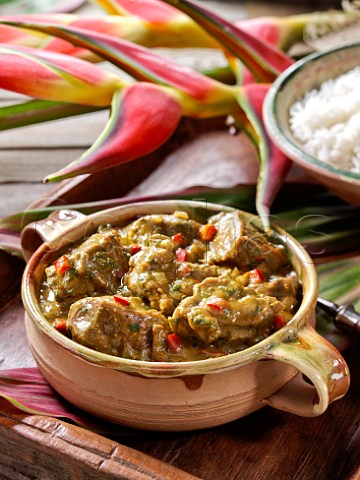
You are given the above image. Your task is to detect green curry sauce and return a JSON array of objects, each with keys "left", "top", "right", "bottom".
[{"left": 39, "top": 210, "right": 301, "bottom": 362}]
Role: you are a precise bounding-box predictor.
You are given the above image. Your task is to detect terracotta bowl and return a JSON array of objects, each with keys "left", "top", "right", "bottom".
[
  {"left": 21, "top": 200, "right": 350, "bottom": 431},
  {"left": 264, "top": 43, "right": 360, "bottom": 206}
]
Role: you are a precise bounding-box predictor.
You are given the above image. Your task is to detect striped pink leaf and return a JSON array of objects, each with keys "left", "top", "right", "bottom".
[{"left": 0, "top": 368, "right": 121, "bottom": 433}]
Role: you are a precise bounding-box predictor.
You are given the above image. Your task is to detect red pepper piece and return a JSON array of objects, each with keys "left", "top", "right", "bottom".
[
  {"left": 273, "top": 315, "right": 286, "bottom": 331},
  {"left": 178, "top": 264, "right": 191, "bottom": 276},
  {"left": 199, "top": 223, "right": 217, "bottom": 242},
  {"left": 172, "top": 232, "right": 185, "bottom": 245},
  {"left": 249, "top": 268, "right": 265, "bottom": 283},
  {"left": 53, "top": 255, "right": 71, "bottom": 275},
  {"left": 113, "top": 295, "right": 130, "bottom": 306},
  {"left": 53, "top": 319, "right": 68, "bottom": 335},
  {"left": 176, "top": 247, "right": 187, "bottom": 262},
  {"left": 206, "top": 297, "right": 228, "bottom": 312},
  {"left": 130, "top": 244, "right": 142, "bottom": 254},
  {"left": 167, "top": 333, "right": 183, "bottom": 353}
]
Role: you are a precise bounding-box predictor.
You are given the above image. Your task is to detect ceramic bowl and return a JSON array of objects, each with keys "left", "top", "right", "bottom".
[
  {"left": 264, "top": 43, "right": 360, "bottom": 206},
  {"left": 21, "top": 200, "right": 350, "bottom": 431}
]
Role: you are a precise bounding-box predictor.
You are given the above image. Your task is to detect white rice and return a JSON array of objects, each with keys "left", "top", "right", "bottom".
[{"left": 289, "top": 66, "right": 360, "bottom": 174}]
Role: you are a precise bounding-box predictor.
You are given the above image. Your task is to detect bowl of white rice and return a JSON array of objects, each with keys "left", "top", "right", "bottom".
[{"left": 264, "top": 42, "right": 360, "bottom": 206}]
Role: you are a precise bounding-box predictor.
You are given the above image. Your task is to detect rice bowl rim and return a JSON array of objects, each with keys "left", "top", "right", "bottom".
[{"left": 264, "top": 42, "right": 360, "bottom": 184}]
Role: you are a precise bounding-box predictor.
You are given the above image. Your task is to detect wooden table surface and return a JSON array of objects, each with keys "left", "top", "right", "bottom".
[{"left": 0, "top": 1, "right": 359, "bottom": 479}]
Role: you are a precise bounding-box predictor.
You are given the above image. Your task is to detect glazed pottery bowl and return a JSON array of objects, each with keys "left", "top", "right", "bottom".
[
  {"left": 21, "top": 200, "right": 350, "bottom": 431},
  {"left": 264, "top": 43, "right": 360, "bottom": 206}
]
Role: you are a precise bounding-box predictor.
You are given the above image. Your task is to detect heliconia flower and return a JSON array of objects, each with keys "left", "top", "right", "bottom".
[
  {"left": 107, "top": 0, "right": 360, "bottom": 53},
  {"left": 155, "top": 0, "right": 293, "bottom": 82},
  {"left": 0, "top": 22, "right": 43, "bottom": 47},
  {"left": 0, "top": 20, "right": 237, "bottom": 116},
  {"left": 236, "top": 83, "right": 292, "bottom": 226},
  {"left": 95, "top": 0, "right": 181, "bottom": 23},
  {"left": 0, "top": 14, "right": 94, "bottom": 59},
  {"left": 0, "top": 21, "right": 238, "bottom": 193},
  {"left": 1, "top": 9, "right": 358, "bottom": 63},
  {"left": 156, "top": 0, "right": 295, "bottom": 223},
  {"left": 0, "top": 45, "right": 123, "bottom": 106},
  {"left": 226, "top": 55, "right": 290, "bottom": 226},
  {"left": 241, "top": 10, "right": 360, "bottom": 52},
  {"left": 238, "top": 16, "right": 302, "bottom": 52},
  {"left": 44, "top": 82, "right": 183, "bottom": 182},
  {"left": 91, "top": 0, "right": 219, "bottom": 48},
  {"left": 0, "top": 12, "right": 218, "bottom": 59},
  {"left": 0, "top": 19, "right": 286, "bottom": 221}
]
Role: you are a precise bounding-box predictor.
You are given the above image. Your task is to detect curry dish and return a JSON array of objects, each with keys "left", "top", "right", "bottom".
[{"left": 39, "top": 209, "right": 301, "bottom": 362}]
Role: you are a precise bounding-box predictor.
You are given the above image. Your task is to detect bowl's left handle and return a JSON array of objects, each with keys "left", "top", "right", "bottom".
[
  {"left": 21, "top": 209, "right": 86, "bottom": 262},
  {"left": 262, "top": 324, "right": 350, "bottom": 416}
]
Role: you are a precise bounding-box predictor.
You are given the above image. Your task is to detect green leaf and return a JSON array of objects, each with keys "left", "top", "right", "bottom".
[
  {"left": 0, "top": 99, "right": 105, "bottom": 131},
  {"left": 316, "top": 257, "right": 360, "bottom": 351}
]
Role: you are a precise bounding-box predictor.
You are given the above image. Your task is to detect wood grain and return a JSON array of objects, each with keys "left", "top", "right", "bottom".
[
  {"left": 0, "top": 309, "right": 359, "bottom": 480},
  {"left": 0, "top": 402, "right": 200, "bottom": 480}
]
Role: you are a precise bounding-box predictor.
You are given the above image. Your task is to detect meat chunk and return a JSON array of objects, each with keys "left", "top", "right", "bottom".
[
  {"left": 45, "top": 230, "right": 129, "bottom": 304},
  {"left": 170, "top": 262, "right": 228, "bottom": 302},
  {"left": 124, "top": 234, "right": 229, "bottom": 314},
  {"left": 205, "top": 211, "right": 289, "bottom": 273},
  {"left": 123, "top": 235, "right": 178, "bottom": 314},
  {"left": 171, "top": 274, "right": 291, "bottom": 348},
  {"left": 67, "top": 296, "right": 169, "bottom": 361},
  {"left": 39, "top": 208, "right": 302, "bottom": 362},
  {"left": 244, "top": 272, "right": 300, "bottom": 313},
  {"left": 120, "top": 212, "right": 206, "bottom": 262}
]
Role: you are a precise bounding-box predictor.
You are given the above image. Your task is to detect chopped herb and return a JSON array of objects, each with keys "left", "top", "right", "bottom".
[
  {"left": 193, "top": 317, "right": 211, "bottom": 325},
  {"left": 130, "top": 323, "right": 141, "bottom": 333}
]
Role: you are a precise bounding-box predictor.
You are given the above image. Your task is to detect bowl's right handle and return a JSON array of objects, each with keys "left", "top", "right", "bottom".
[
  {"left": 21, "top": 209, "right": 86, "bottom": 262},
  {"left": 262, "top": 324, "right": 350, "bottom": 416}
]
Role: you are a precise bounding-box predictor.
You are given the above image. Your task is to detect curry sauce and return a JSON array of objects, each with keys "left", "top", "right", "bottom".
[{"left": 39, "top": 210, "right": 301, "bottom": 362}]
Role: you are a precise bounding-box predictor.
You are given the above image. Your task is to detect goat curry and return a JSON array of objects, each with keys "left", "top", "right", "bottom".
[{"left": 39, "top": 209, "right": 301, "bottom": 362}]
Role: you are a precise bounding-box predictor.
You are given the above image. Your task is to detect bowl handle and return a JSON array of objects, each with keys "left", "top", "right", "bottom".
[
  {"left": 262, "top": 324, "right": 350, "bottom": 416},
  {"left": 21, "top": 209, "right": 86, "bottom": 262}
]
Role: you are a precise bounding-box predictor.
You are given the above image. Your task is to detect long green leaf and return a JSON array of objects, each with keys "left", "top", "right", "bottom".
[
  {"left": 1, "top": 185, "right": 359, "bottom": 259},
  {"left": 316, "top": 257, "right": 360, "bottom": 350},
  {"left": 0, "top": 98, "right": 104, "bottom": 131}
]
